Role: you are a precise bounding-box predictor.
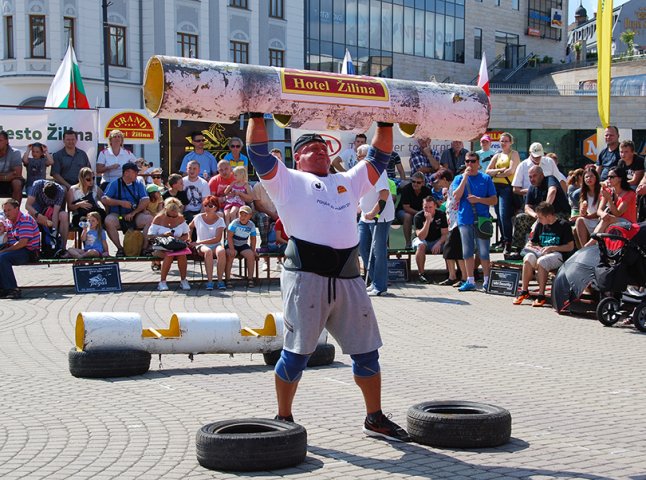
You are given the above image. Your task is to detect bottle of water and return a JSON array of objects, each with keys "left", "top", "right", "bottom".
[
  {"left": 79, "top": 221, "right": 90, "bottom": 229},
  {"left": 203, "top": 170, "right": 209, "bottom": 180}
]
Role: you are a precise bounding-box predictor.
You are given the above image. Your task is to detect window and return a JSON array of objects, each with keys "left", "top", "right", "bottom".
[
  {"left": 29, "top": 15, "right": 46, "bottom": 58},
  {"left": 230, "top": 41, "right": 249, "bottom": 63},
  {"left": 474, "top": 28, "right": 482, "bottom": 59},
  {"left": 230, "top": 0, "right": 248, "bottom": 8},
  {"left": 64, "top": 17, "right": 75, "bottom": 49},
  {"left": 177, "top": 32, "right": 198, "bottom": 58},
  {"left": 5, "top": 16, "right": 14, "bottom": 59},
  {"left": 269, "top": 48, "right": 284, "bottom": 66},
  {"left": 270, "top": 0, "right": 284, "bottom": 18},
  {"left": 512, "top": 0, "right": 519, "bottom": 10},
  {"left": 108, "top": 24, "right": 126, "bottom": 66}
]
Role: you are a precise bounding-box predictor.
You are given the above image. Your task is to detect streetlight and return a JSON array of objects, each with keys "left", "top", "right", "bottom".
[{"left": 102, "top": 0, "right": 112, "bottom": 108}]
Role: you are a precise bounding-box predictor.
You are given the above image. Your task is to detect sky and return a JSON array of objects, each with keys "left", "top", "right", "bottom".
[{"left": 568, "top": 0, "right": 630, "bottom": 24}]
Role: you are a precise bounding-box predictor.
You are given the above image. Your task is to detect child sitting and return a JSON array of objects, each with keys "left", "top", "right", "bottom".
[
  {"left": 146, "top": 184, "right": 164, "bottom": 216},
  {"left": 22, "top": 143, "right": 54, "bottom": 192},
  {"left": 223, "top": 166, "right": 252, "bottom": 225},
  {"left": 63, "top": 212, "right": 109, "bottom": 259},
  {"left": 225, "top": 205, "right": 258, "bottom": 288}
]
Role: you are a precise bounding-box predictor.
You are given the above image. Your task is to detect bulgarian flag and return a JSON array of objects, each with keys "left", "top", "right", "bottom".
[{"left": 45, "top": 42, "right": 89, "bottom": 108}]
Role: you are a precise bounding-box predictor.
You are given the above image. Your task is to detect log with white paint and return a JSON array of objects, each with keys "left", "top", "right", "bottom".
[{"left": 143, "top": 56, "right": 490, "bottom": 140}]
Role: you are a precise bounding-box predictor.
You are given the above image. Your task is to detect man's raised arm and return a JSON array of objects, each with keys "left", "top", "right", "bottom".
[{"left": 246, "top": 114, "right": 278, "bottom": 180}]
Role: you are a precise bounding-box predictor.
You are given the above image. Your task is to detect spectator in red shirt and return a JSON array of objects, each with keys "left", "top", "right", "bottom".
[{"left": 208, "top": 159, "right": 235, "bottom": 211}]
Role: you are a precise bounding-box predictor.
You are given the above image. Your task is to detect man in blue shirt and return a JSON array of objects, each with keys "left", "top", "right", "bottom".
[
  {"left": 596, "top": 126, "right": 620, "bottom": 181},
  {"left": 451, "top": 151, "right": 497, "bottom": 291},
  {"left": 179, "top": 131, "right": 218, "bottom": 178}
]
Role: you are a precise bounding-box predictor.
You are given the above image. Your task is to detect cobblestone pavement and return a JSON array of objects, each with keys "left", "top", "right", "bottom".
[{"left": 1, "top": 260, "right": 645, "bottom": 480}]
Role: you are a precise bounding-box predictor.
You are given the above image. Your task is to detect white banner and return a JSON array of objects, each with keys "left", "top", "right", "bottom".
[
  {"left": 98, "top": 108, "right": 159, "bottom": 143},
  {"left": 0, "top": 108, "right": 99, "bottom": 168}
]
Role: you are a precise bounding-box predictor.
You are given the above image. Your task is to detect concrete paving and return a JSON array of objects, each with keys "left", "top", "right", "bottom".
[{"left": 1, "top": 258, "right": 645, "bottom": 480}]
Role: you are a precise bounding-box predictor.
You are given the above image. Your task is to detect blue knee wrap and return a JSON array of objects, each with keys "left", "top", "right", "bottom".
[
  {"left": 351, "top": 350, "right": 380, "bottom": 377},
  {"left": 275, "top": 350, "right": 310, "bottom": 383}
]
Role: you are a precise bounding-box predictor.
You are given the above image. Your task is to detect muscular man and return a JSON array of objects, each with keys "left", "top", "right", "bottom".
[{"left": 246, "top": 114, "right": 410, "bottom": 442}]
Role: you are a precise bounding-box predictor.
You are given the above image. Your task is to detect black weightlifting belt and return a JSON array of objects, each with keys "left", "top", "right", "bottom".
[{"left": 283, "top": 237, "right": 360, "bottom": 279}]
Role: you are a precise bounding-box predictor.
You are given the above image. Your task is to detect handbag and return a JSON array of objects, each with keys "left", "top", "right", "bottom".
[
  {"left": 465, "top": 177, "right": 493, "bottom": 239},
  {"left": 152, "top": 236, "right": 188, "bottom": 252}
]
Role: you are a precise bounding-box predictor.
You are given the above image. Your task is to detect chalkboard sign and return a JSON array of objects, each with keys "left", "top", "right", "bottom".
[
  {"left": 487, "top": 267, "right": 520, "bottom": 296},
  {"left": 73, "top": 263, "right": 122, "bottom": 293},
  {"left": 387, "top": 259, "right": 409, "bottom": 282}
]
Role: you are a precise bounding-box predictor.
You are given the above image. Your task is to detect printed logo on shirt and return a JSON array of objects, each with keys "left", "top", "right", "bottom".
[
  {"left": 311, "top": 181, "right": 325, "bottom": 191},
  {"left": 337, "top": 185, "right": 347, "bottom": 194}
]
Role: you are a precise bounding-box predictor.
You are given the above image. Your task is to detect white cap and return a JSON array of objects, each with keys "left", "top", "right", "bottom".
[{"left": 529, "top": 142, "right": 544, "bottom": 157}]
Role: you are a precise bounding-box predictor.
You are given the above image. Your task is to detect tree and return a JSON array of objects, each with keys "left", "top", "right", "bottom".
[{"left": 620, "top": 29, "right": 636, "bottom": 57}]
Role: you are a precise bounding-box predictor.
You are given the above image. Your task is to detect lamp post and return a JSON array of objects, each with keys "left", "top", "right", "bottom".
[{"left": 102, "top": 0, "right": 112, "bottom": 107}]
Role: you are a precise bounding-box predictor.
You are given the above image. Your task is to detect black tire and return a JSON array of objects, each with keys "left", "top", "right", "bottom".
[
  {"left": 263, "top": 343, "right": 336, "bottom": 367},
  {"left": 632, "top": 302, "right": 646, "bottom": 332},
  {"left": 596, "top": 296, "right": 622, "bottom": 327},
  {"left": 407, "top": 401, "right": 512, "bottom": 448},
  {"left": 196, "top": 418, "right": 307, "bottom": 471},
  {"left": 68, "top": 348, "right": 151, "bottom": 378}
]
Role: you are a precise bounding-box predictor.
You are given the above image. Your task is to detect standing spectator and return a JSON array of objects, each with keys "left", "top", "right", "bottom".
[
  {"left": 513, "top": 202, "right": 575, "bottom": 307},
  {"left": 486, "top": 132, "right": 521, "bottom": 256},
  {"left": 476, "top": 135, "right": 496, "bottom": 172},
  {"left": 225, "top": 205, "right": 258, "bottom": 288},
  {"left": 0, "top": 199, "right": 40, "bottom": 299},
  {"left": 395, "top": 172, "right": 431, "bottom": 248},
  {"left": 0, "top": 130, "right": 24, "bottom": 202},
  {"left": 429, "top": 168, "right": 453, "bottom": 204},
  {"left": 439, "top": 177, "right": 468, "bottom": 286},
  {"left": 96, "top": 129, "right": 137, "bottom": 190},
  {"left": 596, "top": 126, "right": 620, "bottom": 181},
  {"left": 413, "top": 196, "right": 448, "bottom": 284},
  {"left": 179, "top": 131, "right": 217, "bottom": 178},
  {"left": 332, "top": 133, "right": 367, "bottom": 172},
  {"left": 512, "top": 142, "right": 566, "bottom": 196},
  {"left": 574, "top": 166, "right": 601, "bottom": 247},
  {"left": 358, "top": 145, "right": 395, "bottom": 296},
  {"left": 386, "top": 151, "right": 407, "bottom": 185},
  {"left": 451, "top": 151, "right": 497, "bottom": 292},
  {"left": 51, "top": 129, "right": 91, "bottom": 191},
  {"left": 189, "top": 195, "right": 227, "bottom": 291},
  {"left": 66, "top": 168, "right": 105, "bottom": 228},
  {"left": 25, "top": 179, "right": 69, "bottom": 252},
  {"left": 22, "top": 143, "right": 53, "bottom": 192},
  {"left": 223, "top": 166, "right": 253, "bottom": 225},
  {"left": 182, "top": 160, "right": 211, "bottom": 223},
  {"left": 102, "top": 163, "right": 153, "bottom": 256},
  {"left": 440, "top": 140, "right": 469, "bottom": 174},
  {"left": 617, "top": 140, "right": 644, "bottom": 188},
  {"left": 224, "top": 137, "right": 249, "bottom": 169},
  {"left": 162, "top": 174, "right": 189, "bottom": 207},
  {"left": 409, "top": 138, "right": 439, "bottom": 186},
  {"left": 208, "top": 159, "right": 235, "bottom": 211}
]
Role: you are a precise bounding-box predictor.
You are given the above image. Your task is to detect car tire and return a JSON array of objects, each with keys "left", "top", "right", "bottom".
[
  {"left": 263, "top": 343, "right": 335, "bottom": 367},
  {"left": 407, "top": 400, "right": 512, "bottom": 448},
  {"left": 196, "top": 418, "right": 307, "bottom": 471},
  {"left": 68, "top": 348, "right": 151, "bottom": 378}
]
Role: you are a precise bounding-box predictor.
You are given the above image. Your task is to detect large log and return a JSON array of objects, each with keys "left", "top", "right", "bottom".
[{"left": 143, "top": 55, "right": 490, "bottom": 140}]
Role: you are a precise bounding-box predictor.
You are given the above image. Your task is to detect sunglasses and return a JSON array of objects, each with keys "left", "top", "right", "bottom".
[
  {"left": 84, "top": 176, "right": 95, "bottom": 180},
  {"left": 464, "top": 159, "right": 477, "bottom": 164},
  {"left": 230, "top": 144, "right": 242, "bottom": 148},
  {"left": 412, "top": 181, "right": 424, "bottom": 185},
  {"left": 194, "top": 139, "right": 205, "bottom": 143},
  {"left": 205, "top": 203, "right": 218, "bottom": 208},
  {"left": 152, "top": 175, "right": 162, "bottom": 179},
  {"left": 607, "top": 175, "right": 618, "bottom": 179}
]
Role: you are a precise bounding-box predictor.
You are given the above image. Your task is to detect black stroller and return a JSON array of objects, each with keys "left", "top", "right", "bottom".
[{"left": 594, "top": 222, "right": 646, "bottom": 331}]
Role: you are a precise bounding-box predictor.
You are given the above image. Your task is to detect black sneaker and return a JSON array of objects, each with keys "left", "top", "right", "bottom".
[
  {"left": 437, "top": 277, "right": 457, "bottom": 286},
  {"left": 363, "top": 412, "right": 411, "bottom": 442},
  {"left": 418, "top": 273, "right": 430, "bottom": 284},
  {"left": 274, "top": 414, "right": 294, "bottom": 422}
]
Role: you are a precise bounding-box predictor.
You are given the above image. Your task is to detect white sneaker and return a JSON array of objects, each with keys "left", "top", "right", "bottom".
[
  {"left": 180, "top": 279, "right": 191, "bottom": 290},
  {"left": 157, "top": 281, "right": 169, "bottom": 291}
]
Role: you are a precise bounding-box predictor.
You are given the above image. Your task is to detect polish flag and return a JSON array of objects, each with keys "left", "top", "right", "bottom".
[
  {"left": 45, "top": 42, "right": 90, "bottom": 108},
  {"left": 477, "top": 52, "right": 490, "bottom": 98}
]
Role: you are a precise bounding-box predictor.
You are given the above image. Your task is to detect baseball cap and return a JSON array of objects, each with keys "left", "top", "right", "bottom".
[
  {"left": 239, "top": 205, "right": 252, "bottom": 215},
  {"left": 293, "top": 133, "right": 327, "bottom": 153},
  {"left": 480, "top": 134, "right": 492, "bottom": 142},
  {"left": 146, "top": 184, "right": 160, "bottom": 193},
  {"left": 122, "top": 162, "right": 139, "bottom": 173},
  {"left": 529, "top": 142, "right": 544, "bottom": 157}
]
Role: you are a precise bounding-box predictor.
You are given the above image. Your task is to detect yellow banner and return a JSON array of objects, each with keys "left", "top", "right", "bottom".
[{"left": 596, "top": 0, "right": 614, "bottom": 127}]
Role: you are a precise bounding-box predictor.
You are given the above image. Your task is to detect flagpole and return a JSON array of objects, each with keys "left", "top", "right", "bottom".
[{"left": 102, "top": 0, "right": 111, "bottom": 108}]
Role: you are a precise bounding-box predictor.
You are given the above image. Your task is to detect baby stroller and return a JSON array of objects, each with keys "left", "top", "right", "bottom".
[{"left": 594, "top": 222, "right": 646, "bottom": 331}]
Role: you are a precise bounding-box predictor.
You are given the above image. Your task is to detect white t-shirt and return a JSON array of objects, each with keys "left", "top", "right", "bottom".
[
  {"left": 359, "top": 171, "right": 395, "bottom": 223},
  {"left": 511, "top": 157, "right": 566, "bottom": 190},
  {"left": 338, "top": 148, "right": 357, "bottom": 170},
  {"left": 261, "top": 161, "right": 373, "bottom": 249},
  {"left": 182, "top": 176, "right": 211, "bottom": 213},
  {"left": 96, "top": 147, "right": 137, "bottom": 184},
  {"left": 148, "top": 221, "right": 189, "bottom": 237},
  {"left": 193, "top": 213, "right": 226, "bottom": 243}
]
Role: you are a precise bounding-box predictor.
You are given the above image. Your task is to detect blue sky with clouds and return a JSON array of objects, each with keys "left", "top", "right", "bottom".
[{"left": 568, "top": 0, "right": 629, "bottom": 23}]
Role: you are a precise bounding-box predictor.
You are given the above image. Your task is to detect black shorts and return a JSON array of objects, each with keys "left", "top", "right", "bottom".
[
  {"left": 233, "top": 244, "right": 251, "bottom": 255},
  {"left": 443, "top": 227, "right": 463, "bottom": 260},
  {"left": 0, "top": 178, "right": 24, "bottom": 195}
]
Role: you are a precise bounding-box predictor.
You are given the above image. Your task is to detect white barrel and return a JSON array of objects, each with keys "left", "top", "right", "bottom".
[
  {"left": 75, "top": 312, "right": 143, "bottom": 351},
  {"left": 143, "top": 56, "right": 490, "bottom": 140}
]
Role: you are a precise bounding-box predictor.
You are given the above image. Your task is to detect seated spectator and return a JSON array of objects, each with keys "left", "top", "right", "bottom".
[
  {"left": 252, "top": 154, "right": 281, "bottom": 255},
  {"left": 574, "top": 166, "right": 601, "bottom": 247},
  {"left": 440, "top": 140, "right": 469, "bottom": 174},
  {"left": 148, "top": 168, "right": 164, "bottom": 187},
  {"left": 51, "top": 129, "right": 91, "bottom": 191},
  {"left": 413, "top": 196, "right": 448, "bottom": 284},
  {"left": 514, "top": 202, "right": 575, "bottom": 307},
  {"left": 223, "top": 166, "right": 252, "bottom": 225},
  {"left": 148, "top": 197, "right": 191, "bottom": 291},
  {"left": 96, "top": 129, "right": 137, "bottom": 190},
  {"left": 102, "top": 162, "right": 153, "bottom": 256},
  {"left": 566, "top": 168, "right": 584, "bottom": 214},
  {"left": 179, "top": 131, "right": 217, "bottom": 177},
  {"left": 183, "top": 160, "right": 211, "bottom": 224},
  {"left": 225, "top": 205, "right": 258, "bottom": 288},
  {"left": 0, "top": 130, "right": 25, "bottom": 202},
  {"left": 223, "top": 137, "right": 249, "bottom": 169},
  {"left": 67, "top": 168, "right": 106, "bottom": 228},
  {"left": 618, "top": 140, "right": 644, "bottom": 188},
  {"left": 0, "top": 199, "right": 40, "bottom": 299},
  {"left": 25, "top": 179, "right": 69, "bottom": 254},
  {"left": 386, "top": 151, "right": 407, "bottom": 186},
  {"left": 585, "top": 167, "right": 637, "bottom": 246},
  {"left": 162, "top": 174, "right": 189, "bottom": 207},
  {"left": 396, "top": 172, "right": 432, "bottom": 248},
  {"left": 63, "top": 212, "right": 108, "bottom": 259},
  {"left": 429, "top": 168, "right": 453, "bottom": 204},
  {"left": 409, "top": 138, "right": 439, "bottom": 185},
  {"left": 146, "top": 184, "right": 163, "bottom": 216},
  {"left": 273, "top": 217, "right": 288, "bottom": 252},
  {"left": 512, "top": 142, "right": 566, "bottom": 196},
  {"left": 22, "top": 143, "right": 53, "bottom": 192},
  {"left": 270, "top": 148, "right": 283, "bottom": 161},
  {"left": 189, "top": 195, "right": 227, "bottom": 291},
  {"left": 637, "top": 172, "right": 646, "bottom": 222},
  {"left": 208, "top": 160, "right": 235, "bottom": 211}
]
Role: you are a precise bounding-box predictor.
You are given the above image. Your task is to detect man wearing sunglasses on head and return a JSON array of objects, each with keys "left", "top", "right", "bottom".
[
  {"left": 223, "top": 137, "right": 249, "bottom": 170},
  {"left": 179, "top": 131, "right": 217, "bottom": 178}
]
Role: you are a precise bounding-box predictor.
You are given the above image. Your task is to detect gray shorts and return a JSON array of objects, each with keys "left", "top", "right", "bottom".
[{"left": 280, "top": 269, "right": 383, "bottom": 355}]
